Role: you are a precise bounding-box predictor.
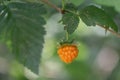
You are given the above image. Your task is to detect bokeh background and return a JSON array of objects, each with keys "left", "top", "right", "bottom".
[{"left": 0, "top": 0, "right": 120, "bottom": 80}]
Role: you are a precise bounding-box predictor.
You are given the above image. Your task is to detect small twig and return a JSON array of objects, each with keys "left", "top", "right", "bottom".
[
  {"left": 40, "top": 0, "right": 120, "bottom": 38},
  {"left": 40, "top": 0, "right": 62, "bottom": 13},
  {"left": 98, "top": 25, "right": 120, "bottom": 38}
]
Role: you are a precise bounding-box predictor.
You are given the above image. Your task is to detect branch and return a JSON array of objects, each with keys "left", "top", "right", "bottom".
[
  {"left": 98, "top": 25, "right": 120, "bottom": 38},
  {"left": 41, "top": 0, "right": 120, "bottom": 38},
  {"left": 40, "top": 0, "right": 62, "bottom": 13}
]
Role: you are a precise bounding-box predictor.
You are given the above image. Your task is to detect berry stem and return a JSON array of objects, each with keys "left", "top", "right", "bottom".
[
  {"left": 62, "top": 0, "right": 65, "bottom": 10},
  {"left": 66, "top": 30, "right": 69, "bottom": 41}
]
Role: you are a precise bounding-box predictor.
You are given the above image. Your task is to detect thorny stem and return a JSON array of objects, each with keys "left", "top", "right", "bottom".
[
  {"left": 41, "top": 0, "right": 120, "bottom": 38},
  {"left": 98, "top": 24, "right": 120, "bottom": 38}
]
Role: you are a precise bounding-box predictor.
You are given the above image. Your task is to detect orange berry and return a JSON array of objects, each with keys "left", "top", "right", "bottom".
[{"left": 57, "top": 44, "right": 79, "bottom": 63}]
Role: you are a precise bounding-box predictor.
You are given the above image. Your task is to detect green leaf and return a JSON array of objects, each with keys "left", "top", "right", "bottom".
[
  {"left": 101, "top": 6, "right": 119, "bottom": 18},
  {"left": 62, "top": 13, "right": 79, "bottom": 34},
  {"left": 0, "top": 2, "right": 46, "bottom": 74},
  {"left": 79, "top": 5, "right": 118, "bottom": 32},
  {"left": 0, "top": 5, "right": 11, "bottom": 34},
  {"left": 61, "top": 3, "right": 79, "bottom": 34},
  {"left": 0, "top": 0, "right": 10, "bottom": 3},
  {"left": 93, "top": 0, "right": 120, "bottom": 13},
  {"left": 65, "top": 3, "right": 77, "bottom": 12}
]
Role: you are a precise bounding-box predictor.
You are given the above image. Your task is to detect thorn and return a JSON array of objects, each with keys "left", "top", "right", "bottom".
[
  {"left": 104, "top": 25, "right": 108, "bottom": 35},
  {"left": 64, "top": 26, "right": 67, "bottom": 30}
]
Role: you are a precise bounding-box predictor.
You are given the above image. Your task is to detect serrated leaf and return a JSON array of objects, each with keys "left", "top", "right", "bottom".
[
  {"left": 65, "top": 3, "right": 77, "bottom": 12},
  {"left": 0, "top": 5, "right": 11, "bottom": 36},
  {"left": 61, "top": 3, "right": 79, "bottom": 34},
  {"left": 0, "top": 2, "right": 46, "bottom": 74},
  {"left": 93, "top": 0, "right": 120, "bottom": 13},
  {"left": 62, "top": 13, "right": 79, "bottom": 34},
  {"left": 79, "top": 5, "right": 118, "bottom": 32},
  {"left": 8, "top": 2, "right": 46, "bottom": 15}
]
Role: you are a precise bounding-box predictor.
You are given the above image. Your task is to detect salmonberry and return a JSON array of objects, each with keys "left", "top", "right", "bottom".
[{"left": 57, "top": 44, "right": 79, "bottom": 63}]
